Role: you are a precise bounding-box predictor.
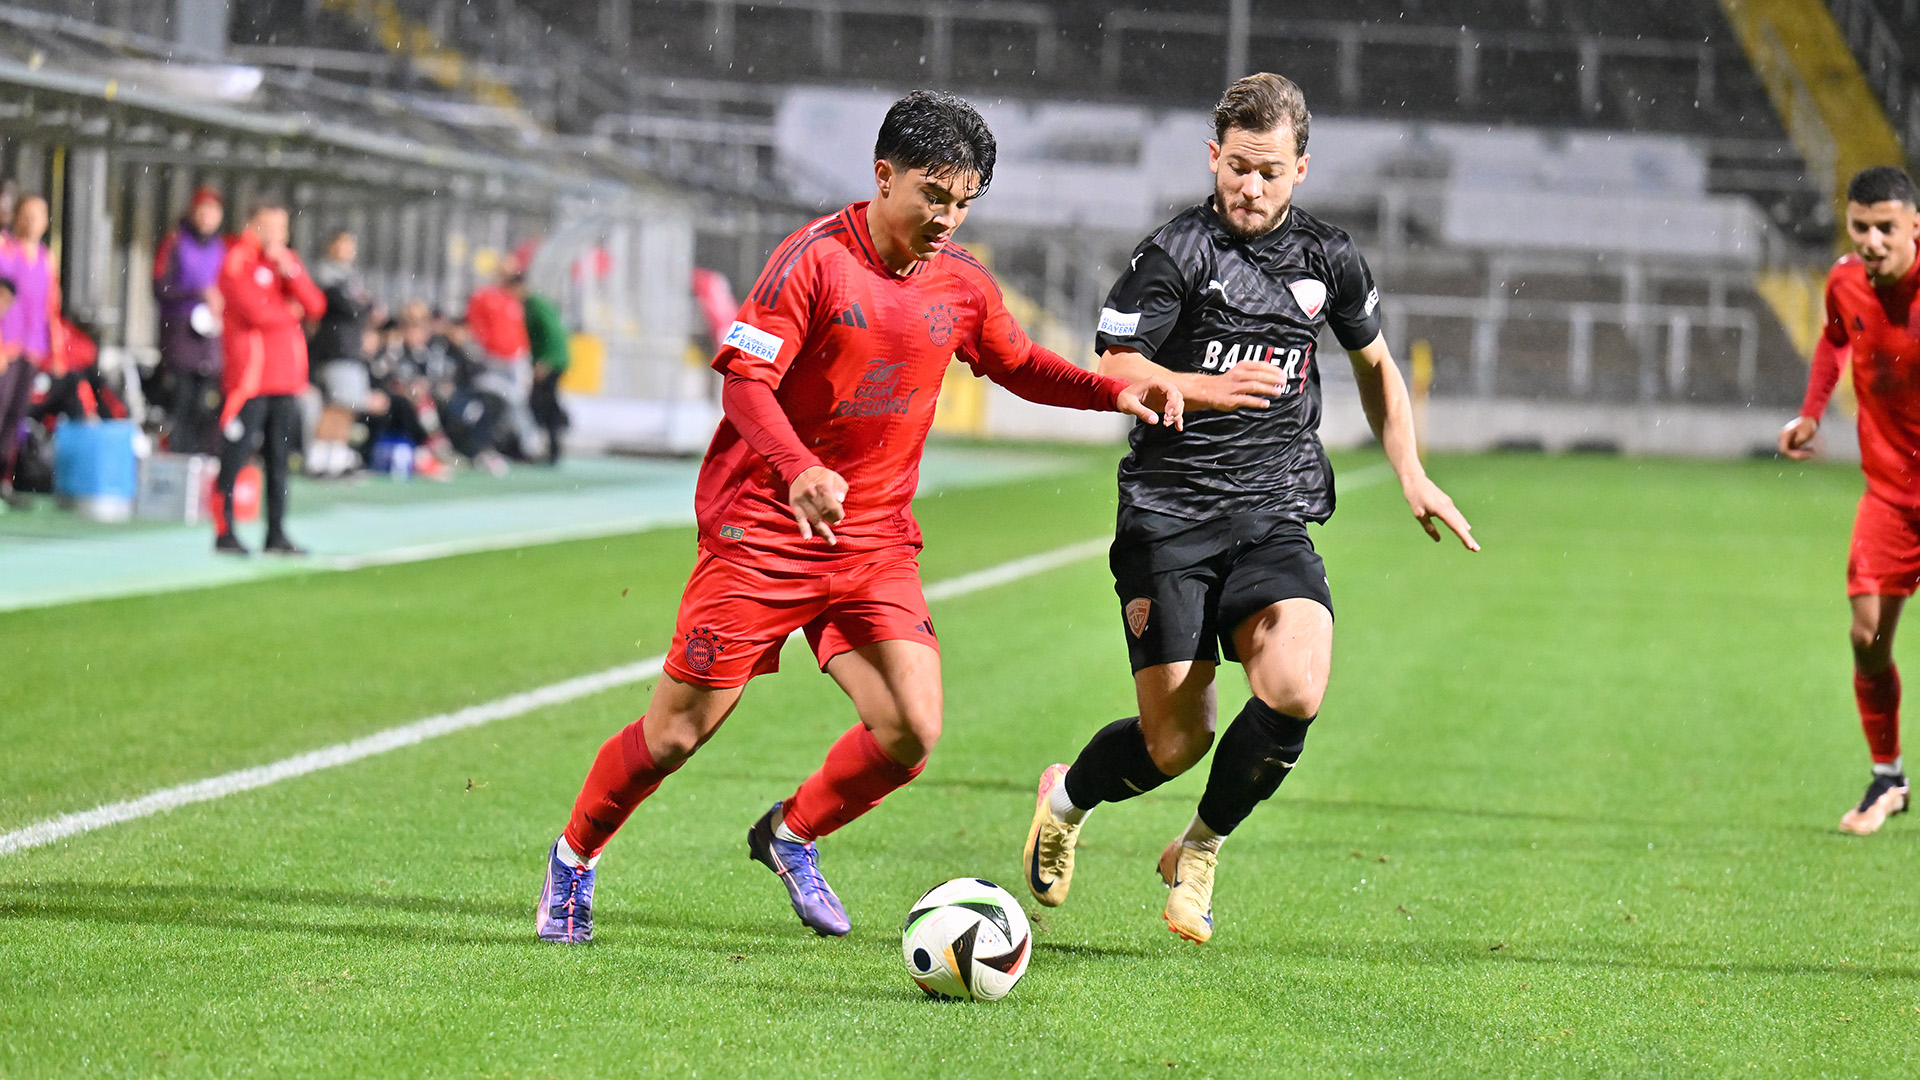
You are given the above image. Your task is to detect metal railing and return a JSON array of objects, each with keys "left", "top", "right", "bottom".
[
  {"left": 1099, "top": 10, "right": 1719, "bottom": 115},
  {"left": 1379, "top": 293, "right": 1760, "bottom": 401},
  {"left": 677, "top": 0, "right": 1055, "bottom": 81}
]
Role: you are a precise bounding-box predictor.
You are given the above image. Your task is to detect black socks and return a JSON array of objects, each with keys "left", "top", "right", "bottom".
[
  {"left": 1062, "top": 717, "right": 1174, "bottom": 810},
  {"left": 1195, "top": 697, "right": 1314, "bottom": 836}
]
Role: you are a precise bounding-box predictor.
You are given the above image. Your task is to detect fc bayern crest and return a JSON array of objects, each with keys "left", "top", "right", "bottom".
[
  {"left": 924, "top": 303, "right": 956, "bottom": 347},
  {"left": 1125, "top": 598, "right": 1152, "bottom": 638},
  {"left": 684, "top": 627, "right": 723, "bottom": 673}
]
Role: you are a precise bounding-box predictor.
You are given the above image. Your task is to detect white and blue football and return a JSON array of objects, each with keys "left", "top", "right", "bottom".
[{"left": 901, "top": 878, "right": 1032, "bottom": 1002}]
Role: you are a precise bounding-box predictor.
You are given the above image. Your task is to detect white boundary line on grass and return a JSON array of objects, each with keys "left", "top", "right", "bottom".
[
  {"left": 0, "top": 537, "right": 1110, "bottom": 857},
  {"left": 0, "top": 464, "right": 1398, "bottom": 858}
]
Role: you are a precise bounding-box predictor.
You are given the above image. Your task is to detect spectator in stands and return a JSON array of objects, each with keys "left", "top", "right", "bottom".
[
  {"left": 153, "top": 187, "right": 227, "bottom": 455},
  {"left": 365, "top": 306, "right": 458, "bottom": 479},
  {"left": 466, "top": 259, "right": 535, "bottom": 458},
  {"left": 0, "top": 195, "right": 66, "bottom": 375},
  {"left": 523, "top": 289, "right": 570, "bottom": 465},
  {"left": 31, "top": 316, "right": 125, "bottom": 424},
  {"left": 214, "top": 198, "right": 326, "bottom": 557},
  {"left": 307, "top": 231, "right": 383, "bottom": 477},
  {"left": 425, "top": 308, "right": 509, "bottom": 475},
  {"left": 0, "top": 276, "right": 29, "bottom": 509}
]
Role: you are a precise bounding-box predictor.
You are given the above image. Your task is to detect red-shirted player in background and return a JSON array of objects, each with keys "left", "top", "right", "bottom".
[
  {"left": 1782, "top": 166, "right": 1920, "bottom": 836},
  {"left": 536, "top": 91, "right": 1182, "bottom": 942}
]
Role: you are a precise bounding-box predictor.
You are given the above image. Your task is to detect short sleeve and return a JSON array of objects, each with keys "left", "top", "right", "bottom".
[
  {"left": 712, "top": 236, "right": 822, "bottom": 386},
  {"left": 1094, "top": 243, "right": 1186, "bottom": 359},
  {"left": 1326, "top": 239, "right": 1382, "bottom": 351}
]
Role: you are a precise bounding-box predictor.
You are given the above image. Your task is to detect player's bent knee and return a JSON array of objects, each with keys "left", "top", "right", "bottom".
[
  {"left": 1143, "top": 723, "right": 1212, "bottom": 776},
  {"left": 1254, "top": 681, "right": 1324, "bottom": 722}
]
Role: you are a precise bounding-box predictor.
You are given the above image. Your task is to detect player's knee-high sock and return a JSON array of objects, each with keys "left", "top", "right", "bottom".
[
  {"left": 1193, "top": 697, "right": 1314, "bottom": 837},
  {"left": 1855, "top": 663, "right": 1903, "bottom": 770},
  {"left": 782, "top": 723, "right": 924, "bottom": 842},
  {"left": 563, "top": 717, "right": 677, "bottom": 862},
  {"left": 1061, "top": 717, "right": 1175, "bottom": 815}
]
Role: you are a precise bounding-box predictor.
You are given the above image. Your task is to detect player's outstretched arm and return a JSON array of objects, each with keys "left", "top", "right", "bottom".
[
  {"left": 1097, "top": 347, "right": 1285, "bottom": 413},
  {"left": 1115, "top": 378, "right": 1185, "bottom": 430},
  {"left": 1347, "top": 333, "right": 1479, "bottom": 552}
]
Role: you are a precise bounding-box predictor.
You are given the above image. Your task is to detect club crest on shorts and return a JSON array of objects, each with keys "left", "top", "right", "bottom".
[
  {"left": 684, "top": 627, "right": 723, "bottom": 673},
  {"left": 924, "top": 303, "right": 956, "bottom": 347},
  {"left": 1287, "top": 279, "right": 1327, "bottom": 319},
  {"left": 1125, "top": 598, "right": 1152, "bottom": 638}
]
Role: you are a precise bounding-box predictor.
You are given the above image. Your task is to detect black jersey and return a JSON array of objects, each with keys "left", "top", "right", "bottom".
[{"left": 1096, "top": 200, "right": 1382, "bottom": 523}]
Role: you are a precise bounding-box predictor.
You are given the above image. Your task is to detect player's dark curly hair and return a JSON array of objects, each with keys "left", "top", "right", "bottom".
[
  {"left": 1214, "top": 72, "right": 1310, "bottom": 156},
  {"left": 873, "top": 90, "right": 996, "bottom": 199},
  {"left": 1849, "top": 166, "right": 1918, "bottom": 207}
]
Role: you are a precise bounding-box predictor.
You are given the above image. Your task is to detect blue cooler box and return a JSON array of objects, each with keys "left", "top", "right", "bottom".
[{"left": 54, "top": 419, "right": 139, "bottom": 522}]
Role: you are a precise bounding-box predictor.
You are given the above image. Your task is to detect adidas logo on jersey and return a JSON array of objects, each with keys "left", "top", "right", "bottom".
[{"left": 829, "top": 302, "right": 869, "bottom": 329}]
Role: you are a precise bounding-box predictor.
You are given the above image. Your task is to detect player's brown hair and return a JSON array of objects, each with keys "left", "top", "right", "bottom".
[{"left": 1213, "top": 73, "right": 1310, "bottom": 157}]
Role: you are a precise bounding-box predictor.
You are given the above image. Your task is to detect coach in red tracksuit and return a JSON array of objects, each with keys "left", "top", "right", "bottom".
[{"left": 214, "top": 199, "right": 325, "bottom": 556}]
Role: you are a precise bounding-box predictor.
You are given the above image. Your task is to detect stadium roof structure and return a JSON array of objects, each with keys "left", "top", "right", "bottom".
[{"left": 0, "top": 1, "right": 671, "bottom": 210}]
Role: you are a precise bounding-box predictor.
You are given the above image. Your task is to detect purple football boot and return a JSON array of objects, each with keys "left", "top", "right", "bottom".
[
  {"left": 535, "top": 837, "right": 595, "bottom": 944},
  {"left": 747, "top": 802, "right": 852, "bottom": 936}
]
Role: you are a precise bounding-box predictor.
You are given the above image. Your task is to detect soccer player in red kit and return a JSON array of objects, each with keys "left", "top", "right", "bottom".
[
  {"left": 535, "top": 91, "right": 1182, "bottom": 942},
  {"left": 1782, "top": 166, "right": 1920, "bottom": 836}
]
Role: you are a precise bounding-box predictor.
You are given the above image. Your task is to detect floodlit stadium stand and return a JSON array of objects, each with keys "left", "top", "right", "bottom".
[{"left": 2, "top": 0, "right": 1913, "bottom": 450}]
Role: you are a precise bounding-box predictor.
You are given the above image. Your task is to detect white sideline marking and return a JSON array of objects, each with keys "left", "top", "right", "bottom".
[
  {"left": 0, "top": 537, "right": 1111, "bottom": 857},
  {"left": 0, "top": 461, "right": 1400, "bottom": 857}
]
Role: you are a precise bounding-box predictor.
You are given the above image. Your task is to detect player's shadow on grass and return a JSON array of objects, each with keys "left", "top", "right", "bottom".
[
  {"left": 0, "top": 881, "right": 744, "bottom": 947},
  {"left": 0, "top": 880, "right": 882, "bottom": 951},
  {"left": 1285, "top": 795, "right": 1858, "bottom": 837},
  {"left": 1276, "top": 937, "right": 1920, "bottom": 983},
  {"left": 1033, "top": 940, "right": 1155, "bottom": 960}
]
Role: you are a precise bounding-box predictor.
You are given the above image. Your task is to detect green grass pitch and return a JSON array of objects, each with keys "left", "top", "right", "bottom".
[{"left": 4, "top": 445, "right": 1918, "bottom": 1077}]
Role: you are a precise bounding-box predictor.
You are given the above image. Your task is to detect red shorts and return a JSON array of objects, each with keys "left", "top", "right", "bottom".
[
  {"left": 662, "top": 548, "right": 938, "bottom": 688},
  {"left": 1849, "top": 493, "right": 1920, "bottom": 597}
]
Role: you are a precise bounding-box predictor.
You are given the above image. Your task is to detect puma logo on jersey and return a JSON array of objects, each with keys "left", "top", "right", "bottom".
[
  {"left": 1206, "top": 279, "right": 1231, "bottom": 303},
  {"left": 829, "top": 302, "right": 868, "bottom": 329},
  {"left": 1287, "top": 279, "right": 1327, "bottom": 318}
]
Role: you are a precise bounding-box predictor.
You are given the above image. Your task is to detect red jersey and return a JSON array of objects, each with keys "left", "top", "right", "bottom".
[
  {"left": 1802, "top": 249, "right": 1920, "bottom": 511},
  {"left": 467, "top": 285, "right": 529, "bottom": 361},
  {"left": 218, "top": 231, "right": 326, "bottom": 414},
  {"left": 698, "top": 202, "right": 1125, "bottom": 572}
]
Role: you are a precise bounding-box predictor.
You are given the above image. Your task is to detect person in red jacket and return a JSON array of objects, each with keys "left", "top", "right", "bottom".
[{"left": 214, "top": 198, "right": 325, "bottom": 556}]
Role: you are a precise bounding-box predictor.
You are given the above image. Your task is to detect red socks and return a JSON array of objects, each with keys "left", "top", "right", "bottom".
[
  {"left": 1855, "top": 665, "right": 1903, "bottom": 765},
  {"left": 782, "top": 723, "right": 924, "bottom": 842},
  {"left": 564, "top": 717, "right": 676, "bottom": 860}
]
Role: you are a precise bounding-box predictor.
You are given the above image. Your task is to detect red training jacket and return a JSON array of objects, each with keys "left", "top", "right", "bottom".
[{"left": 219, "top": 230, "right": 325, "bottom": 420}]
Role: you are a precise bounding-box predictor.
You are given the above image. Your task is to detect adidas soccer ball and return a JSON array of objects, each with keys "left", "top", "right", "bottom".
[{"left": 901, "top": 878, "right": 1032, "bottom": 1001}]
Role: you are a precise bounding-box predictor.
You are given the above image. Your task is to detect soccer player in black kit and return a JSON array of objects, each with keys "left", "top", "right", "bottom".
[{"left": 1021, "top": 73, "right": 1479, "bottom": 943}]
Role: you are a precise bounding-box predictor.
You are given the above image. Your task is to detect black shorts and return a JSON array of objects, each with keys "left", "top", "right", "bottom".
[{"left": 1110, "top": 507, "right": 1333, "bottom": 673}]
